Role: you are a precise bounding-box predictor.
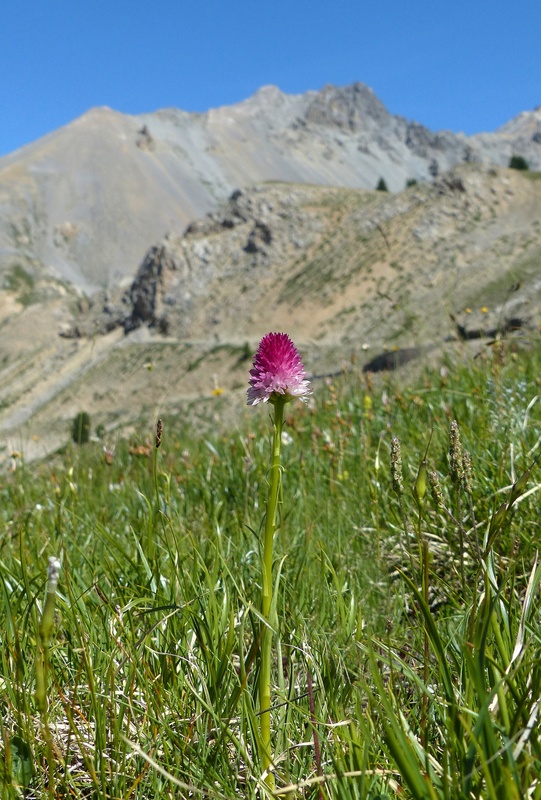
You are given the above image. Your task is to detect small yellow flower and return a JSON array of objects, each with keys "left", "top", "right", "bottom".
[
  {"left": 465, "top": 307, "right": 472, "bottom": 314},
  {"left": 363, "top": 395, "right": 373, "bottom": 420},
  {"left": 212, "top": 387, "right": 224, "bottom": 396},
  {"left": 481, "top": 306, "right": 489, "bottom": 314}
]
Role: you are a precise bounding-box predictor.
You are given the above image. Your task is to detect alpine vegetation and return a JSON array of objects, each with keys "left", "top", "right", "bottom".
[{"left": 1, "top": 334, "right": 541, "bottom": 798}]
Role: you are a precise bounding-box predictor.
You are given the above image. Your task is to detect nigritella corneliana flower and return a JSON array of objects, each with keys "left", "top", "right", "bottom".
[{"left": 247, "top": 332, "right": 311, "bottom": 406}]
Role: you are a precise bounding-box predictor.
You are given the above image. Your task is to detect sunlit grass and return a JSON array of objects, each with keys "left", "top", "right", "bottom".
[{"left": 1, "top": 339, "right": 541, "bottom": 797}]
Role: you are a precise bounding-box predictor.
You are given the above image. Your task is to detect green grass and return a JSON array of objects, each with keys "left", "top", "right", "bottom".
[
  {"left": 2, "top": 264, "right": 35, "bottom": 293},
  {"left": 521, "top": 170, "right": 541, "bottom": 182},
  {"left": 1, "top": 339, "right": 541, "bottom": 797},
  {"left": 2, "top": 264, "right": 79, "bottom": 308}
]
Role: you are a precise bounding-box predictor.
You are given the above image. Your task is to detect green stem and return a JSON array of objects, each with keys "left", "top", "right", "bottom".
[
  {"left": 37, "top": 563, "right": 60, "bottom": 800},
  {"left": 259, "top": 397, "right": 285, "bottom": 788},
  {"left": 421, "top": 532, "right": 429, "bottom": 750},
  {"left": 149, "top": 438, "right": 160, "bottom": 583},
  {"left": 414, "top": 504, "right": 429, "bottom": 750}
]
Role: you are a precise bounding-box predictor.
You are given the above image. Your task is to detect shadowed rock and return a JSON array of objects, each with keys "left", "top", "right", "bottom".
[
  {"left": 123, "top": 245, "right": 177, "bottom": 334},
  {"left": 362, "top": 347, "right": 422, "bottom": 373},
  {"left": 452, "top": 316, "right": 528, "bottom": 341},
  {"left": 244, "top": 221, "right": 273, "bottom": 254}
]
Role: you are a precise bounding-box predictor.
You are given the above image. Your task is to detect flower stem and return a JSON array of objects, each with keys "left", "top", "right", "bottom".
[
  {"left": 259, "top": 397, "right": 285, "bottom": 787},
  {"left": 36, "top": 558, "right": 60, "bottom": 800}
]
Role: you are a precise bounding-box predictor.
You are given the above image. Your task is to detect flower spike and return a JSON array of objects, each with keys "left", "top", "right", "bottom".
[{"left": 247, "top": 332, "right": 311, "bottom": 406}]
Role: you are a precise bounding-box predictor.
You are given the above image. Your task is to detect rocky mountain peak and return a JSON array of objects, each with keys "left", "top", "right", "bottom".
[{"left": 304, "top": 82, "right": 392, "bottom": 131}]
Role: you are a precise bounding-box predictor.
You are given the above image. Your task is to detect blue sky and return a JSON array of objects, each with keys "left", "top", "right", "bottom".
[{"left": 2, "top": 0, "right": 540, "bottom": 157}]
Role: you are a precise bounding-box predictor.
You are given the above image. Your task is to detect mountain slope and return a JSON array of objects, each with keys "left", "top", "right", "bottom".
[
  {"left": 1, "top": 163, "right": 540, "bottom": 463},
  {"left": 77, "top": 163, "right": 541, "bottom": 350},
  {"left": 1, "top": 83, "right": 541, "bottom": 294}
]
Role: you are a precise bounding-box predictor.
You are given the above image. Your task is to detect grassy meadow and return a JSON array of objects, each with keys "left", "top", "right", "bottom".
[{"left": 1, "top": 338, "right": 541, "bottom": 799}]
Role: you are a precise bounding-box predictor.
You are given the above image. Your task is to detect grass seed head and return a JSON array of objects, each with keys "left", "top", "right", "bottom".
[
  {"left": 155, "top": 418, "right": 163, "bottom": 449},
  {"left": 449, "top": 420, "right": 464, "bottom": 485},
  {"left": 390, "top": 436, "right": 404, "bottom": 497},
  {"left": 428, "top": 470, "right": 445, "bottom": 508},
  {"left": 461, "top": 450, "right": 473, "bottom": 494}
]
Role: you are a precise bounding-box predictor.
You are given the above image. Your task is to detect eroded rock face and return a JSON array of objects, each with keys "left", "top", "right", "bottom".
[
  {"left": 304, "top": 82, "right": 392, "bottom": 132},
  {"left": 85, "top": 183, "right": 326, "bottom": 338},
  {"left": 72, "top": 163, "right": 540, "bottom": 362},
  {"left": 123, "top": 244, "right": 177, "bottom": 333}
]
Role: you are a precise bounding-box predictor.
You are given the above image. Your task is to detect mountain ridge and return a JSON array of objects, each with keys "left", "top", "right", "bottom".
[{"left": 2, "top": 82, "right": 541, "bottom": 295}]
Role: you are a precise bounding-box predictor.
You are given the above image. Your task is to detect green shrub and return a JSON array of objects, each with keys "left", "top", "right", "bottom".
[
  {"left": 376, "top": 177, "right": 389, "bottom": 191},
  {"left": 509, "top": 154, "right": 529, "bottom": 170},
  {"left": 71, "top": 411, "right": 91, "bottom": 444}
]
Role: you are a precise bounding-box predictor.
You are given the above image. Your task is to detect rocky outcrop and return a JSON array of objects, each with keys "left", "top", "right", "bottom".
[
  {"left": 74, "top": 163, "right": 541, "bottom": 354},
  {"left": 87, "top": 183, "right": 328, "bottom": 338},
  {"left": 123, "top": 244, "right": 177, "bottom": 334},
  {"left": 304, "top": 82, "right": 392, "bottom": 132},
  {"left": 135, "top": 125, "right": 155, "bottom": 151}
]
